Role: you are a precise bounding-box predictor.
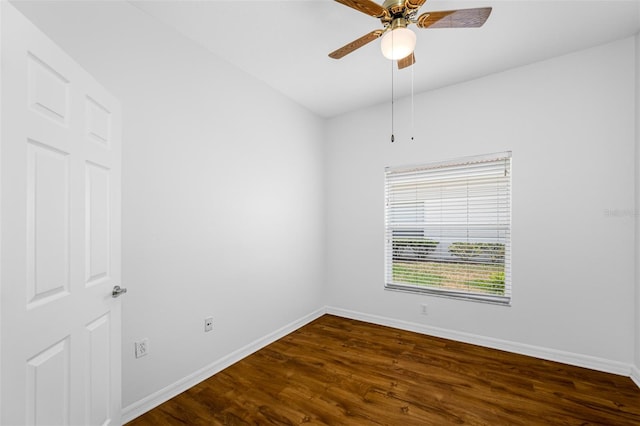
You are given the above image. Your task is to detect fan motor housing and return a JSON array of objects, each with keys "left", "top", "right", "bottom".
[{"left": 383, "top": 0, "right": 406, "bottom": 16}]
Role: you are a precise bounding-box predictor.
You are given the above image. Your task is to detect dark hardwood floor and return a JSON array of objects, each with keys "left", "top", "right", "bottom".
[{"left": 127, "top": 314, "right": 640, "bottom": 425}]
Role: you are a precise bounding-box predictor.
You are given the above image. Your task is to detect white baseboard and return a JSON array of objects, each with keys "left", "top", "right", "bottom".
[
  {"left": 326, "top": 306, "right": 633, "bottom": 378},
  {"left": 121, "top": 307, "right": 326, "bottom": 424},
  {"left": 631, "top": 364, "right": 640, "bottom": 389}
]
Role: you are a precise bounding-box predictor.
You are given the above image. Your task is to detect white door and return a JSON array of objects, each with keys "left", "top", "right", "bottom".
[{"left": 1, "top": 3, "right": 123, "bottom": 425}]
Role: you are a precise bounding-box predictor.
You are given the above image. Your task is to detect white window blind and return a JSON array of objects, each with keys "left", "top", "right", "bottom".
[{"left": 384, "top": 152, "right": 511, "bottom": 304}]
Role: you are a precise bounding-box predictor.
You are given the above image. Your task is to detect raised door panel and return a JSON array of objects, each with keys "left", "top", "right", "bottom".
[
  {"left": 27, "top": 52, "right": 69, "bottom": 127},
  {"left": 86, "top": 95, "right": 112, "bottom": 148},
  {"left": 85, "top": 162, "right": 111, "bottom": 287},
  {"left": 26, "top": 140, "right": 70, "bottom": 308},
  {"left": 85, "top": 314, "right": 111, "bottom": 426},
  {"left": 26, "top": 338, "right": 71, "bottom": 425}
]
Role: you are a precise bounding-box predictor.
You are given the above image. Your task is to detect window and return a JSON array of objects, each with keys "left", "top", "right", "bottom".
[{"left": 384, "top": 152, "right": 512, "bottom": 304}]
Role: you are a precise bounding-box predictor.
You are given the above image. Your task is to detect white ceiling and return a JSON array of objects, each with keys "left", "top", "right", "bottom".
[{"left": 13, "top": 0, "right": 640, "bottom": 118}]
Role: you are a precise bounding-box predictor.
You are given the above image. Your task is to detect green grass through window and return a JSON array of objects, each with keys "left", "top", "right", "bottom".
[{"left": 392, "top": 261, "right": 505, "bottom": 295}]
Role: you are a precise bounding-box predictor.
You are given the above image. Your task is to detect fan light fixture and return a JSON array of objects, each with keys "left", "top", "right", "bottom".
[
  {"left": 380, "top": 27, "right": 416, "bottom": 60},
  {"left": 328, "top": 0, "right": 493, "bottom": 69}
]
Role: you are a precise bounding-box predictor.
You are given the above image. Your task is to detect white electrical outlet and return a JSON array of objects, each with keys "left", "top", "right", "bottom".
[
  {"left": 421, "top": 304, "right": 428, "bottom": 315},
  {"left": 204, "top": 316, "right": 213, "bottom": 332},
  {"left": 135, "top": 338, "right": 149, "bottom": 358}
]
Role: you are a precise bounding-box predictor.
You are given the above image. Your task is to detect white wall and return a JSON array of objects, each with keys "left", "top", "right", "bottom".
[
  {"left": 325, "top": 37, "right": 636, "bottom": 368},
  {"left": 119, "top": 38, "right": 325, "bottom": 410},
  {"left": 12, "top": 0, "right": 326, "bottom": 412},
  {"left": 635, "top": 32, "right": 640, "bottom": 381}
]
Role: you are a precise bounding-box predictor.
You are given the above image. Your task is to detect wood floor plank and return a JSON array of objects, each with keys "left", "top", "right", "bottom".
[{"left": 127, "top": 315, "right": 640, "bottom": 425}]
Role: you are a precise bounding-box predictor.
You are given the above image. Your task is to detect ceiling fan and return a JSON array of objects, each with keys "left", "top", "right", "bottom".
[{"left": 329, "top": 0, "right": 492, "bottom": 69}]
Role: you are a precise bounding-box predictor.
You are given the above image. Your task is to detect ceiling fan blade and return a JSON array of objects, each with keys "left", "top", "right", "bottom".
[
  {"left": 398, "top": 52, "right": 415, "bottom": 69},
  {"left": 334, "top": 0, "right": 389, "bottom": 19},
  {"left": 404, "top": 0, "right": 427, "bottom": 11},
  {"left": 329, "top": 30, "right": 384, "bottom": 59},
  {"left": 417, "top": 7, "right": 492, "bottom": 29}
]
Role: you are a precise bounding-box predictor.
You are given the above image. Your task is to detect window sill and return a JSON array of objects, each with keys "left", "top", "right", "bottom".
[{"left": 385, "top": 283, "right": 511, "bottom": 306}]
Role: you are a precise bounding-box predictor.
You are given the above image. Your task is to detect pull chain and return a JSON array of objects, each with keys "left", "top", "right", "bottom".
[
  {"left": 411, "top": 60, "right": 414, "bottom": 141},
  {"left": 391, "top": 57, "right": 395, "bottom": 143}
]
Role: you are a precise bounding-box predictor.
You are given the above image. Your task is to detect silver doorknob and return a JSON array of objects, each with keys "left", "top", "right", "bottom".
[{"left": 112, "top": 285, "right": 127, "bottom": 298}]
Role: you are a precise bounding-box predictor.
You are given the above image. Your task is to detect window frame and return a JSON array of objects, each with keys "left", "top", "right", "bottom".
[{"left": 384, "top": 152, "right": 512, "bottom": 305}]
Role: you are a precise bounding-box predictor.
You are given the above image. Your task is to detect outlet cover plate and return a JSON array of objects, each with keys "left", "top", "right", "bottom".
[
  {"left": 204, "top": 316, "right": 213, "bottom": 332},
  {"left": 135, "top": 338, "right": 149, "bottom": 358}
]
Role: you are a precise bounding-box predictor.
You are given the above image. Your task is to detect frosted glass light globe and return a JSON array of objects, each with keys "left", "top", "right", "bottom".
[{"left": 380, "top": 27, "right": 416, "bottom": 60}]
